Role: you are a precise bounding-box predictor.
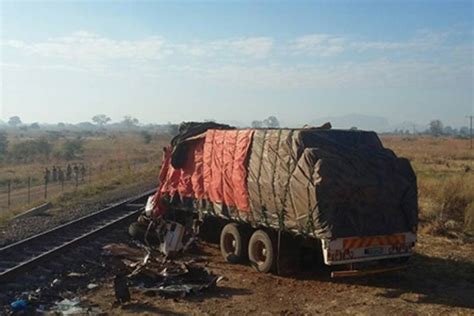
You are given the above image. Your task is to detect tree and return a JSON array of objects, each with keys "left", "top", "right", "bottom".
[
  {"left": 444, "top": 126, "right": 454, "bottom": 136},
  {"left": 35, "top": 138, "right": 52, "bottom": 158},
  {"left": 8, "top": 116, "right": 22, "bottom": 127},
  {"left": 263, "top": 116, "right": 280, "bottom": 128},
  {"left": 61, "top": 139, "right": 84, "bottom": 160},
  {"left": 30, "top": 122, "right": 40, "bottom": 129},
  {"left": 166, "top": 123, "right": 179, "bottom": 136},
  {"left": 10, "top": 138, "right": 51, "bottom": 162},
  {"left": 429, "top": 120, "right": 444, "bottom": 137},
  {"left": 121, "top": 116, "right": 139, "bottom": 129},
  {"left": 251, "top": 120, "right": 263, "bottom": 128},
  {"left": 460, "top": 126, "right": 469, "bottom": 137},
  {"left": 92, "top": 114, "right": 111, "bottom": 126},
  {"left": 0, "top": 132, "right": 8, "bottom": 156},
  {"left": 140, "top": 131, "right": 152, "bottom": 144}
]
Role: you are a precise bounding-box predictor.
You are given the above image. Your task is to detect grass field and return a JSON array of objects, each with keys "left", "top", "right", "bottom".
[
  {"left": 381, "top": 136, "right": 474, "bottom": 237},
  {"left": 0, "top": 131, "right": 170, "bottom": 220}
]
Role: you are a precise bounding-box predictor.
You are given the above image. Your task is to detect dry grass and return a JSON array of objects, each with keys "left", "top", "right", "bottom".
[
  {"left": 381, "top": 136, "right": 474, "bottom": 237},
  {"left": 0, "top": 132, "right": 169, "bottom": 221}
]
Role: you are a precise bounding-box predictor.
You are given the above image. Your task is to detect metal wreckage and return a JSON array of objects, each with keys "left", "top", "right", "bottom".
[{"left": 130, "top": 121, "right": 418, "bottom": 277}]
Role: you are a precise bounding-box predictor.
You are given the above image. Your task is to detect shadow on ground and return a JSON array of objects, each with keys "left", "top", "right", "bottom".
[
  {"left": 121, "top": 302, "right": 188, "bottom": 315},
  {"left": 295, "top": 252, "right": 474, "bottom": 309}
]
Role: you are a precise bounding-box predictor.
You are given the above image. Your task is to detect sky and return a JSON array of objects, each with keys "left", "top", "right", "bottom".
[{"left": 0, "top": 0, "right": 473, "bottom": 129}]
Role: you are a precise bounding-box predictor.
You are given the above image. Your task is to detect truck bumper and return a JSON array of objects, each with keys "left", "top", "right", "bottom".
[
  {"left": 322, "top": 232, "right": 417, "bottom": 265},
  {"left": 330, "top": 264, "right": 409, "bottom": 278}
]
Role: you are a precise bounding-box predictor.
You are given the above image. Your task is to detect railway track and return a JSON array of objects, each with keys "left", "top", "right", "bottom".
[{"left": 0, "top": 189, "right": 154, "bottom": 284}]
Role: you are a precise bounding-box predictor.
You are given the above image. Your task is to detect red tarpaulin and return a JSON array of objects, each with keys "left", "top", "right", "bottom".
[{"left": 153, "top": 129, "right": 253, "bottom": 216}]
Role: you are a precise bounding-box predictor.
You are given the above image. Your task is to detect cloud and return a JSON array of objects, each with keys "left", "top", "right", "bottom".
[
  {"left": 2, "top": 29, "right": 470, "bottom": 89},
  {"left": 172, "top": 36, "right": 274, "bottom": 58},
  {"left": 8, "top": 31, "right": 168, "bottom": 62},
  {"left": 352, "top": 30, "right": 449, "bottom": 52},
  {"left": 289, "top": 30, "right": 452, "bottom": 56},
  {"left": 290, "top": 34, "right": 346, "bottom": 56},
  {"left": 2, "top": 32, "right": 273, "bottom": 65},
  {"left": 160, "top": 59, "right": 470, "bottom": 91},
  {"left": 223, "top": 37, "right": 274, "bottom": 58}
]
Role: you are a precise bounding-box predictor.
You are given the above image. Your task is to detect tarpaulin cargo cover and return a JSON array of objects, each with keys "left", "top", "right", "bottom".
[
  {"left": 153, "top": 123, "right": 418, "bottom": 240},
  {"left": 154, "top": 127, "right": 254, "bottom": 216}
]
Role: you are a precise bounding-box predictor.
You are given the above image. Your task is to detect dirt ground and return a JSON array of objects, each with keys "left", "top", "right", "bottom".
[{"left": 82, "top": 232, "right": 474, "bottom": 315}]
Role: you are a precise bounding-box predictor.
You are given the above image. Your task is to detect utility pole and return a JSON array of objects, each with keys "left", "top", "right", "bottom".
[{"left": 467, "top": 115, "right": 473, "bottom": 150}]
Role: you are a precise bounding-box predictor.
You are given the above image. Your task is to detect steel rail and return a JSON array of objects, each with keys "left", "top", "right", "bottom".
[{"left": 0, "top": 189, "right": 155, "bottom": 283}]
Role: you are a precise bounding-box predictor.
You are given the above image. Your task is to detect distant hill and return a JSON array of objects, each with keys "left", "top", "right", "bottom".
[{"left": 310, "top": 114, "right": 389, "bottom": 132}]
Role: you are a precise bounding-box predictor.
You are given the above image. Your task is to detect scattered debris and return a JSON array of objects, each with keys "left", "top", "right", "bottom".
[
  {"left": 114, "top": 274, "right": 131, "bottom": 304},
  {"left": 136, "top": 272, "right": 225, "bottom": 298},
  {"left": 67, "top": 272, "right": 86, "bottom": 278},
  {"left": 102, "top": 243, "right": 146, "bottom": 260},
  {"left": 102, "top": 234, "right": 223, "bottom": 301},
  {"left": 50, "top": 278, "right": 62, "bottom": 287},
  {"left": 53, "top": 298, "right": 84, "bottom": 315},
  {"left": 51, "top": 297, "right": 103, "bottom": 315},
  {"left": 10, "top": 299, "right": 28, "bottom": 311},
  {"left": 87, "top": 283, "right": 99, "bottom": 290}
]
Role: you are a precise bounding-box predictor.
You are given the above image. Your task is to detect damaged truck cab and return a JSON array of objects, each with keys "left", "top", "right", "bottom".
[{"left": 133, "top": 122, "right": 418, "bottom": 277}]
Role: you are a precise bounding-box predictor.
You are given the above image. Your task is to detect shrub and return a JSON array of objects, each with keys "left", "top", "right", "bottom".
[
  {"left": 140, "top": 131, "right": 152, "bottom": 144},
  {"left": 423, "top": 174, "right": 474, "bottom": 236},
  {"left": 0, "top": 132, "right": 8, "bottom": 157},
  {"left": 433, "top": 176, "right": 474, "bottom": 223},
  {"left": 10, "top": 138, "right": 52, "bottom": 162},
  {"left": 61, "top": 138, "right": 84, "bottom": 160}
]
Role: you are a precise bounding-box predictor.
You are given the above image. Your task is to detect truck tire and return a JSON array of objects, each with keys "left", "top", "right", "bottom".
[
  {"left": 220, "top": 223, "right": 247, "bottom": 263},
  {"left": 248, "top": 230, "right": 275, "bottom": 273}
]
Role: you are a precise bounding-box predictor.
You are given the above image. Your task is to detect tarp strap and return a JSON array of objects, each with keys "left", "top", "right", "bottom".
[
  {"left": 284, "top": 130, "right": 298, "bottom": 231},
  {"left": 271, "top": 129, "right": 282, "bottom": 216},
  {"left": 256, "top": 130, "right": 268, "bottom": 225},
  {"left": 305, "top": 155, "right": 316, "bottom": 235}
]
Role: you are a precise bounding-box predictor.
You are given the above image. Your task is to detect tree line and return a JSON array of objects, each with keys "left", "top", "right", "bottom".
[{"left": 0, "top": 134, "right": 84, "bottom": 163}]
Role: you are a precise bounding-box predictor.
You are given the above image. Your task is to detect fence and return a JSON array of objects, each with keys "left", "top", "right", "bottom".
[{"left": 0, "top": 160, "right": 157, "bottom": 213}]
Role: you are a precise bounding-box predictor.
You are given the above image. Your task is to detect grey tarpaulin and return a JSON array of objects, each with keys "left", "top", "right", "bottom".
[{"left": 247, "top": 129, "right": 418, "bottom": 239}]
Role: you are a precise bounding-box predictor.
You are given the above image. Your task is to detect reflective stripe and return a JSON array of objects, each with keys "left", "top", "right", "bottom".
[{"left": 342, "top": 234, "right": 406, "bottom": 250}]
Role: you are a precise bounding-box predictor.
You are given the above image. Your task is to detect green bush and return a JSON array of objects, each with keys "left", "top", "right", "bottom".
[
  {"left": 0, "top": 132, "right": 8, "bottom": 158},
  {"left": 60, "top": 138, "right": 84, "bottom": 160},
  {"left": 9, "top": 138, "right": 52, "bottom": 163}
]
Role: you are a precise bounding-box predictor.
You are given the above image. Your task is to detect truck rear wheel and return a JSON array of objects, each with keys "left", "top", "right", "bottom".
[
  {"left": 248, "top": 230, "right": 275, "bottom": 273},
  {"left": 220, "top": 223, "right": 247, "bottom": 263}
]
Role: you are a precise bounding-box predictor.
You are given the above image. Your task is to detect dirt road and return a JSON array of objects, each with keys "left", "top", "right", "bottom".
[{"left": 83, "top": 232, "right": 474, "bottom": 315}]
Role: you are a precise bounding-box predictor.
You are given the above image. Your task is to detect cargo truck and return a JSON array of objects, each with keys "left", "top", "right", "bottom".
[{"left": 132, "top": 122, "right": 418, "bottom": 276}]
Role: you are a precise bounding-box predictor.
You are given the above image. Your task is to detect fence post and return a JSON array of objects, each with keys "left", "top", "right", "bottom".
[
  {"left": 7, "top": 180, "right": 11, "bottom": 208},
  {"left": 28, "top": 177, "right": 31, "bottom": 203},
  {"left": 75, "top": 172, "right": 79, "bottom": 190}
]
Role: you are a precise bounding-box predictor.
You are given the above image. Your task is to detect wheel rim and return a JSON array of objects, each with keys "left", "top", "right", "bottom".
[
  {"left": 223, "top": 233, "right": 236, "bottom": 254},
  {"left": 252, "top": 240, "right": 267, "bottom": 263}
]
